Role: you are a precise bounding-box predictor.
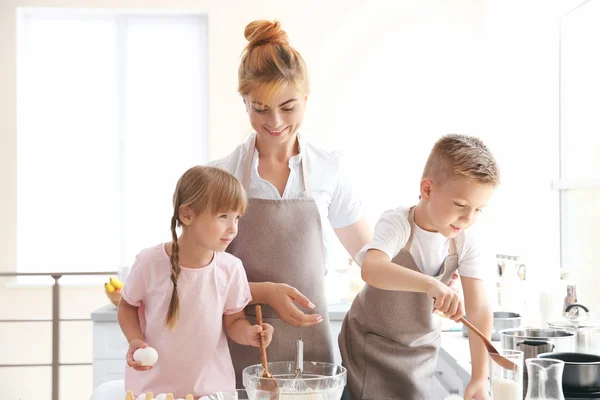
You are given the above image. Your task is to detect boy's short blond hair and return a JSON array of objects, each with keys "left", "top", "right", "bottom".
[{"left": 422, "top": 134, "right": 500, "bottom": 185}]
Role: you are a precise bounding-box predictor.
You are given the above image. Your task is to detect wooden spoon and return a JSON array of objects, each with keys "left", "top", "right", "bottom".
[
  {"left": 460, "top": 316, "right": 518, "bottom": 371},
  {"left": 256, "top": 304, "right": 279, "bottom": 399}
]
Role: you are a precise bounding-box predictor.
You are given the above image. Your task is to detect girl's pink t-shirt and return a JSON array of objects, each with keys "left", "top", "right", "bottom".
[{"left": 121, "top": 244, "right": 252, "bottom": 398}]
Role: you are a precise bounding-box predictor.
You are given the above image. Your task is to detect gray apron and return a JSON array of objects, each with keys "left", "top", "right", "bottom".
[
  {"left": 227, "top": 136, "right": 334, "bottom": 388},
  {"left": 339, "top": 207, "right": 459, "bottom": 400}
]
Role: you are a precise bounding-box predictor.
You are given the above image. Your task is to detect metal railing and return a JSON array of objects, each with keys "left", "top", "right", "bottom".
[{"left": 0, "top": 271, "right": 117, "bottom": 400}]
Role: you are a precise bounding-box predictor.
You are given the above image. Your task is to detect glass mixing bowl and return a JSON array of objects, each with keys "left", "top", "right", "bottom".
[{"left": 242, "top": 361, "right": 346, "bottom": 399}]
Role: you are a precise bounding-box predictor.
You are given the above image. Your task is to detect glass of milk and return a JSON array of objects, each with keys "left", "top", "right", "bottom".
[{"left": 490, "top": 349, "right": 524, "bottom": 400}]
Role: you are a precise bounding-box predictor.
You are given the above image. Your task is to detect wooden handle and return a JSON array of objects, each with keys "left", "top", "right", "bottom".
[
  {"left": 144, "top": 393, "right": 154, "bottom": 400},
  {"left": 460, "top": 317, "right": 494, "bottom": 351},
  {"left": 125, "top": 391, "right": 135, "bottom": 400},
  {"left": 256, "top": 304, "right": 269, "bottom": 371}
]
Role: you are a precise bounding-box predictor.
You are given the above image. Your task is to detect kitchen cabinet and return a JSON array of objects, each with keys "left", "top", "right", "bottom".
[{"left": 91, "top": 305, "right": 128, "bottom": 388}]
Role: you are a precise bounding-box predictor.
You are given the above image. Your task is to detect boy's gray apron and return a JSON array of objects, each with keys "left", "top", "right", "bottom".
[
  {"left": 227, "top": 136, "right": 334, "bottom": 387},
  {"left": 339, "top": 207, "right": 459, "bottom": 400}
]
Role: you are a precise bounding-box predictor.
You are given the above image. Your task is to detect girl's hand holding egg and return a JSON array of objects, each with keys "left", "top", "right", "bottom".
[
  {"left": 127, "top": 339, "right": 158, "bottom": 371},
  {"left": 247, "top": 322, "right": 274, "bottom": 348}
]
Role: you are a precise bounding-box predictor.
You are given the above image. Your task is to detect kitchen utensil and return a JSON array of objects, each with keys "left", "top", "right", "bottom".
[
  {"left": 462, "top": 311, "right": 522, "bottom": 341},
  {"left": 242, "top": 361, "right": 347, "bottom": 399},
  {"left": 525, "top": 358, "right": 566, "bottom": 400},
  {"left": 289, "top": 338, "right": 309, "bottom": 393},
  {"left": 490, "top": 349, "right": 524, "bottom": 400},
  {"left": 562, "top": 285, "right": 578, "bottom": 317},
  {"left": 539, "top": 352, "right": 600, "bottom": 392},
  {"left": 460, "top": 316, "right": 518, "bottom": 371},
  {"left": 255, "top": 304, "right": 279, "bottom": 398},
  {"left": 500, "top": 328, "right": 576, "bottom": 358},
  {"left": 548, "top": 304, "right": 600, "bottom": 356}
]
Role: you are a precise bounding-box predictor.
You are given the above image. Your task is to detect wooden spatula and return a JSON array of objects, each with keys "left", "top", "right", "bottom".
[
  {"left": 460, "top": 316, "right": 518, "bottom": 371},
  {"left": 255, "top": 304, "right": 279, "bottom": 399}
]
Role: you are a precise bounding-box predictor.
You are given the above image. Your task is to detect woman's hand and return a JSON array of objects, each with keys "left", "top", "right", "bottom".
[
  {"left": 267, "top": 283, "right": 323, "bottom": 327},
  {"left": 247, "top": 322, "right": 274, "bottom": 348},
  {"left": 126, "top": 339, "right": 153, "bottom": 371}
]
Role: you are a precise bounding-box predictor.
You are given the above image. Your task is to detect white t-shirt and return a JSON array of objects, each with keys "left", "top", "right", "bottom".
[
  {"left": 356, "top": 206, "right": 489, "bottom": 280},
  {"left": 208, "top": 132, "right": 363, "bottom": 268}
]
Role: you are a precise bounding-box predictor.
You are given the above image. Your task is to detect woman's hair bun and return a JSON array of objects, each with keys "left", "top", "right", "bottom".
[{"left": 244, "top": 20, "right": 288, "bottom": 51}]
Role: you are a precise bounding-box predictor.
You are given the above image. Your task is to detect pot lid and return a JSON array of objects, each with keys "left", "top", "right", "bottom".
[
  {"left": 549, "top": 303, "right": 600, "bottom": 328},
  {"left": 549, "top": 318, "right": 600, "bottom": 328}
]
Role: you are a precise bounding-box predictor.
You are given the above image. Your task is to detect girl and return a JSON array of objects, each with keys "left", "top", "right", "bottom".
[{"left": 118, "top": 166, "right": 274, "bottom": 399}]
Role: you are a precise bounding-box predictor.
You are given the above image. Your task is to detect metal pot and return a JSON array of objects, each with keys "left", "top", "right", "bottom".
[
  {"left": 462, "top": 311, "right": 522, "bottom": 341},
  {"left": 539, "top": 352, "right": 600, "bottom": 392},
  {"left": 548, "top": 303, "right": 600, "bottom": 356},
  {"left": 500, "top": 328, "right": 576, "bottom": 359}
]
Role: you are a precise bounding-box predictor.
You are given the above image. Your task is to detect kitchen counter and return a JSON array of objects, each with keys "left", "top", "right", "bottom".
[
  {"left": 439, "top": 331, "right": 473, "bottom": 386},
  {"left": 92, "top": 302, "right": 352, "bottom": 322}
]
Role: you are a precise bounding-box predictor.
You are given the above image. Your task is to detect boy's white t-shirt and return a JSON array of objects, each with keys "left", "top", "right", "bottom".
[{"left": 356, "top": 206, "right": 491, "bottom": 280}]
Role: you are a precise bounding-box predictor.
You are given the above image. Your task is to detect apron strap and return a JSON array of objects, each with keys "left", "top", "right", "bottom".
[
  {"left": 448, "top": 237, "right": 457, "bottom": 256},
  {"left": 403, "top": 206, "right": 458, "bottom": 257},
  {"left": 402, "top": 207, "right": 418, "bottom": 252},
  {"left": 241, "top": 134, "right": 312, "bottom": 196}
]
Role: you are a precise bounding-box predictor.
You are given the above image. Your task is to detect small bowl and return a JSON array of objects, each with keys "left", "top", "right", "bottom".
[{"left": 106, "top": 291, "right": 121, "bottom": 307}]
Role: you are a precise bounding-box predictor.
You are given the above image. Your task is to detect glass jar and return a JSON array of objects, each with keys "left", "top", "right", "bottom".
[
  {"left": 524, "top": 358, "right": 565, "bottom": 400},
  {"left": 490, "top": 350, "right": 524, "bottom": 400}
]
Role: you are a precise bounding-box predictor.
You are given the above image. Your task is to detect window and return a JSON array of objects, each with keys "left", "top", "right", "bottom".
[
  {"left": 556, "top": 0, "right": 600, "bottom": 310},
  {"left": 17, "top": 10, "right": 208, "bottom": 280}
]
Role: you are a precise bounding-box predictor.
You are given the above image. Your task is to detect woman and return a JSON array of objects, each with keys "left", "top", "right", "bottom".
[{"left": 209, "top": 20, "right": 372, "bottom": 386}]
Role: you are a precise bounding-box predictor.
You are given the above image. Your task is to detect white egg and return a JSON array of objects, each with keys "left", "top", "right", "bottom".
[
  {"left": 133, "top": 346, "right": 159, "bottom": 366},
  {"left": 135, "top": 394, "right": 145, "bottom": 400},
  {"left": 154, "top": 394, "right": 167, "bottom": 400}
]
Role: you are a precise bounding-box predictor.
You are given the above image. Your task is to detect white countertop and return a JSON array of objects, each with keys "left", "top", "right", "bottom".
[
  {"left": 92, "top": 302, "right": 353, "bottom": 322},
  {"left": 439, "top": 331, "right": 474, "bottom": 384}
]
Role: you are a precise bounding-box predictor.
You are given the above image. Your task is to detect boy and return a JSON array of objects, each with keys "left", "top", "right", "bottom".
[{"left": 339, "top": 134, "right": 498, "bottom": 400}]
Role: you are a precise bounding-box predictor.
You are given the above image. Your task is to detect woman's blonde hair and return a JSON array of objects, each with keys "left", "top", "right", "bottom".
[
  {"left": 165, "top": 166, "right": 247, "bottom": 330},
  {"left": 422, "top": 134, "right": 500, "bottom": 186},
  {"left": 238, "top": 20, "right": 309, "bottom": 102}
]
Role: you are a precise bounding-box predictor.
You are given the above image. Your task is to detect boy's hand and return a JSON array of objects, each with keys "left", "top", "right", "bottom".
[
  {"left": 248, "top": 322, "right": 274, "bottom": 348},
  {"left": 126, "top": 339, "right": 153, "bottom": 371},
  {"left": 427, "top": 278, "right": 464, "bottom": 321},
  {"left": 464, "top": 378, "right": 490, "bottom": 400}
]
